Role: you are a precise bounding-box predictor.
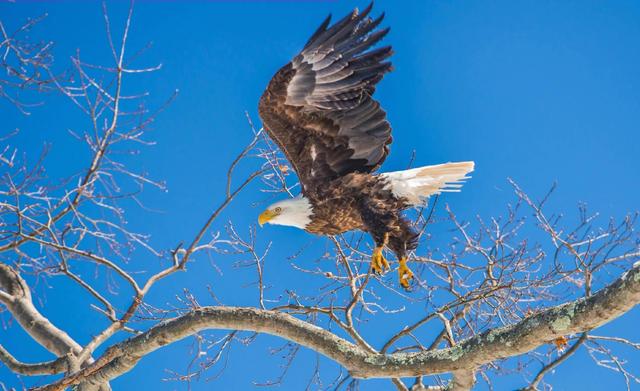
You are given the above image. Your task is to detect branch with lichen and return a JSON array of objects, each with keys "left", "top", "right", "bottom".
[{"left": 35, "top": 261, "right": 640, "bottom": 390}]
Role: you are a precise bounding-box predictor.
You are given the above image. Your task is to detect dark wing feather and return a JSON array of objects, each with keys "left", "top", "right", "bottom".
[{"left": 258, "top": 3, "right": 393, "bottom": 198}]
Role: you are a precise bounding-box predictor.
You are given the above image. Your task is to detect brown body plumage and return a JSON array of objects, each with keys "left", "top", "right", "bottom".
[{"left": 302, "top": 172, "right": 418, "bottom": 260}]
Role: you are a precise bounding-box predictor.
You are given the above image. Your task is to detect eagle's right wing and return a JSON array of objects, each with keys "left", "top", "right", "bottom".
[{"left": 258, "top": 4, "right": 393, "bottom": 196}]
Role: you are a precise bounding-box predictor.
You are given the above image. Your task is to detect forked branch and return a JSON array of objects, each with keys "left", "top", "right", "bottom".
[{"left": 38, "top": 261, "right": 640, "bottom": 389}]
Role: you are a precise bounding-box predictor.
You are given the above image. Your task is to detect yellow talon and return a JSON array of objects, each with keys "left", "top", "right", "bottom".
[
  {"left": 398, "top": 257, "right": 414, "bottom": 290},
  {"left": 371, "top": 246, "right": 390, "bottom": 274}
]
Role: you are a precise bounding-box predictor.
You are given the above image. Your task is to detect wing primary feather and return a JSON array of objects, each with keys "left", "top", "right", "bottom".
[
  {"left": 305, "top": 4, "right": 375, "bottom": 55},
  {"left": 335, "top": 13, "right": 386, "bottom": 55},
  {"left": 303, "top": 14, "right": 332, "bottom": 50},
  {"left": 342, "top": 28, "right": 390, "bottom": 59},
  {"left": 305, "top": 10, "right": 358, "bottom": 53},
  {"left": 353, "top": 10, "right": 383, "bottom": 38},
  {"left": 259, "top": 3, "right": 395, "bottom": 195}
]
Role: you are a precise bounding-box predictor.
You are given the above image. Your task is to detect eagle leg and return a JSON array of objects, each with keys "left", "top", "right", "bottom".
[
  {"left": 398, "top": 257, "right": 414, "bottom": 290},
  {"left": 371, "top": 247, "right": 390, "bottom": 274},
  {"left": 388, "top": 221, "right": 419, "bottom": 290},
  {"left": 371, "top": 232, "right": 390, "bottom": 275}
]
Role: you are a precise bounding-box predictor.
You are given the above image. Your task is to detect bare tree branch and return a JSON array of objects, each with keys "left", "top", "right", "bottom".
[
  {"left": 0, "top": 264, "right": 83, "bottom": 358},
  {"left": 0, "top": 345, "right": 68, "bottom": 376},
  {"left": 37, "top": 261, "right": 640, "bottom": 389},
  {"left": 522, "top": 333, "right": 588, "bottom": 390}
]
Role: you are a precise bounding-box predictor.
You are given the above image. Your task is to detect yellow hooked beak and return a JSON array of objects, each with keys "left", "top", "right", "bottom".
[{"left": 258, "top": 209, "right": 278, "bottom": 227}]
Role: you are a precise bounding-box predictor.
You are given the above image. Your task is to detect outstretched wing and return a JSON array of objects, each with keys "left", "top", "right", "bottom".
[{"left": 258, "top": 4, "right": 393, "bottom": 198}]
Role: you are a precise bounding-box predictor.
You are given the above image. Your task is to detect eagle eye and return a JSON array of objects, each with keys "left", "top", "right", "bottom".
[{"left": 274, "top": 207, "right": 282, "bottom": 213}]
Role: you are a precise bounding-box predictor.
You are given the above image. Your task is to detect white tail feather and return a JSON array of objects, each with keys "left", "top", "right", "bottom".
[{"left": 380, "top": 161, "right": 475, "bottom": 205}]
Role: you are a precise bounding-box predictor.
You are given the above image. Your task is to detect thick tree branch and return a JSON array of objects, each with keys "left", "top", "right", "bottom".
[
  {"left": 0, "top": 345, "right": 68, "bottom": 375},
  {"left": 449, "top": 370, "right": 476, "bottom": 391},
  {"left": 40, "top": 262, "right": 640, "bottom": 389},
  {"left": 409, "top": 370, "right": 476, "bottom": 390},
  {"left": 0, "top": 264, "right": 111, "bottom": 391},
  {"left": 0, "top": 264, "right": 83, "bottom": 357}
]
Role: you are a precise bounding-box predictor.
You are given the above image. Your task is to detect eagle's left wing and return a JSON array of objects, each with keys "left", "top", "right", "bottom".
[{"left": 258, "top": 4, "right": 393, "bottom": 197}]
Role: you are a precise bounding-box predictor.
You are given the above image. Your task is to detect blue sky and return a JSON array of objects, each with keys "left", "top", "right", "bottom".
[{"left": 2, "top": 1, "right": 640, "bottom": 390}]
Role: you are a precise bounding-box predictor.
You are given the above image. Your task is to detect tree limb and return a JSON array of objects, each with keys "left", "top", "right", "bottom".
[
  {"left": 449, "top": 370, "right": 476, "bottom": 391},
  {"left": 0, "top": 264, "right": 110, "bottom": 391},
  {"left": 0, "top": 345, "right": 68, "bottom": 375},
  {"left": 38, "top": 262, "right": 640, "bottom": 389},
  {"left": 0, "top": 264, "right": 83, "bottom": 357}
]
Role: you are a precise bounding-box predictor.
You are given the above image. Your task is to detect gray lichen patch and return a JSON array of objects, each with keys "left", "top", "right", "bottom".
[
  {"left": 335, "top": 340, "right": 353, "bottom": 353},
  {"left": 447, "top": 344, "right": 466, "bottom": 361},
  {"left": 486, "top": 329, "right": 500, "bottom": 343},
  {"left": 545, "top": 301, "right": 578, "bottom": 333},
  {"left": 551, "top": 316, "right": 571, "bottom": 332},
  {"left": 426, "top": 344, "right": 467, "bottom": 362},
  {"left": 363, "top": 354, "right": 387, "bottom": 366}
]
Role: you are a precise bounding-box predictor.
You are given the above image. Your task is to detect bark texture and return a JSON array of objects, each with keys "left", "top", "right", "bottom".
[
  {"left": 44, "top": 262, "right": 640, "bottom": 388},
  {"left": 0, "top": 264, "right": 83, "bottom": 357},
  {"left": 0, "top": 264, "right": 110, "bottom": 391}
]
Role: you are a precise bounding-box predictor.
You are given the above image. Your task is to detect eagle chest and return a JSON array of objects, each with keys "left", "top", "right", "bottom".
[{"left": 305, "top": 197, "right": 364, "bottom": 235}]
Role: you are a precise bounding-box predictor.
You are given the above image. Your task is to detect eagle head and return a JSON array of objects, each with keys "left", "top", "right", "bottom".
[{"left": 258, "top": 196, "right": 312, "bottom": 230}]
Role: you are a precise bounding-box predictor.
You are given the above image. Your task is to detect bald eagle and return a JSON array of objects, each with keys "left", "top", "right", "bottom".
[{"left": 257, "top": 4, "right": 474, "bottom": 289}]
